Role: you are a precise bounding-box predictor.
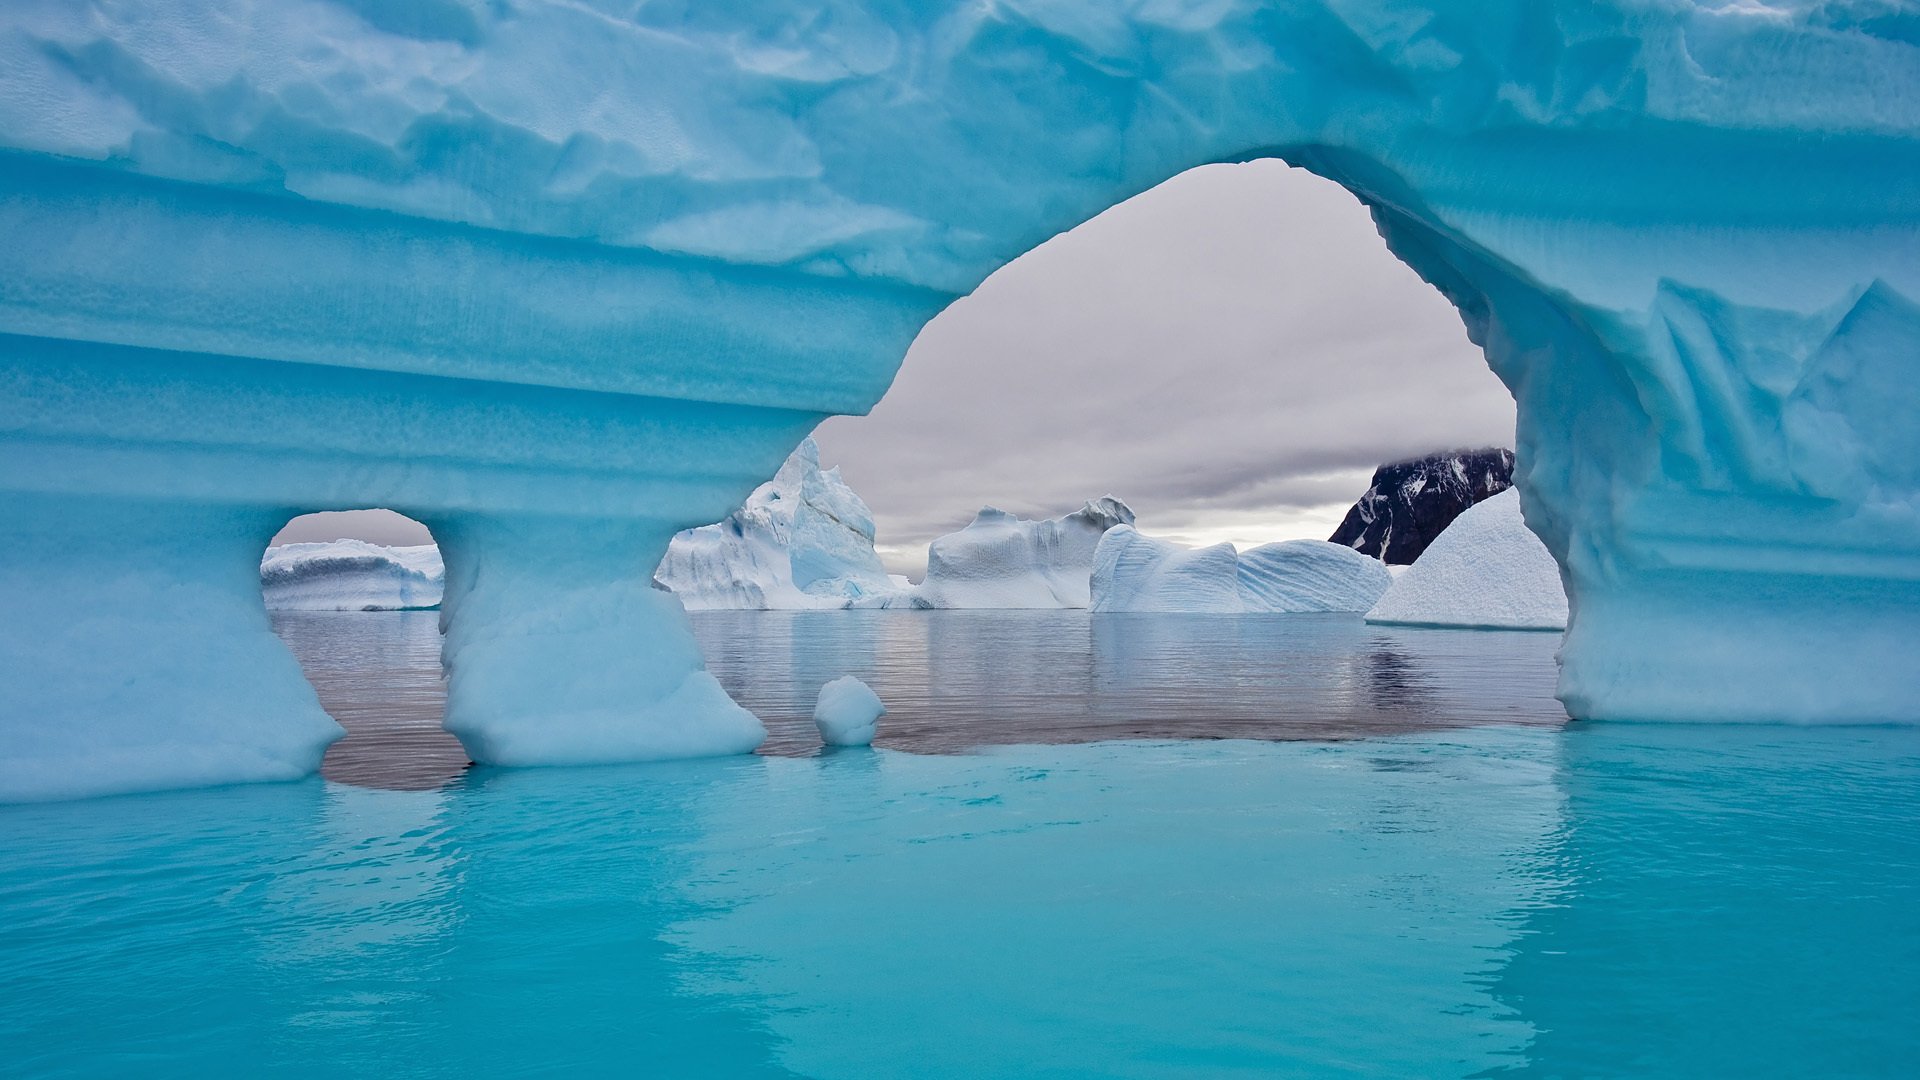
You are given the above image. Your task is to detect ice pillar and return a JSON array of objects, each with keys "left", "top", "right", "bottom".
[
  {"left": 0, "top": 492, "right": 341, "bottom": 801},
  {"left": 432, "top": 514, "right": 767, "bottom": 766},
  {"left": 1374, "top": 206, "right": 1920, "bottom": 725}
]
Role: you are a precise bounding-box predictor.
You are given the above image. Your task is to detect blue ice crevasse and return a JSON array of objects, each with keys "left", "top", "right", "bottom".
[{"left": 0, "top": 1, "right": 1917, "bottom": 799}]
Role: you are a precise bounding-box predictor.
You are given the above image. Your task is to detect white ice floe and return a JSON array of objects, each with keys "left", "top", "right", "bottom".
[
  {"left": 878, "top": 498, "right": 1134, "bottom": 609},
  {"left": 1365, "top": 490, "right": 1568, "bottom": 631},
  {"left": 814, "top": 676, "right": 886, "bottom": 747},
  {"left": 261, "top": 540, "right": 445, "bottom": 611},
  {"left": 1091, "top": 527, "right": 1392, "bottom": 614}
]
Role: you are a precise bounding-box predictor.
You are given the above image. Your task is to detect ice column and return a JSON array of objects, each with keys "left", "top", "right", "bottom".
[
  {"left": 0, "top": 492, "right": 341, "bottom": 801},
  {"left": 433, "top": 515, "right": 767, "bottom": 765}
]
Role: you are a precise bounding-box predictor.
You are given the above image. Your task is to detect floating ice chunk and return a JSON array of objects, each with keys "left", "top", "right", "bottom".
[
  {"left": 882, "top": 498, "right": 1134, "bottom": 609},
  {"left": 656, "top": 438, "right": 895, "bottom": 610},
  {"left": 1365, "top": 490, "right": 1568, "bottom": 631},
  {"left": 814, "top": 676, "right": 885, "bottom": 747},
  {"left": 1091, "top": 527, "right": 1393, "bottom": 613},
  {"left": 261, "top": 540, "right": 444, "bottom": 611}
]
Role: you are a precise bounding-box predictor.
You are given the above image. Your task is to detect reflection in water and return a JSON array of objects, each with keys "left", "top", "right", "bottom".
[
  {"left": 1, "top": 725, "right": 1916, "bottom": 1076},
  {"left": 1362, "top": 645, "right": 1431, "bottom": 712},
  {"left": 272, "top": 610, "right": 1565, "bottom": 786},
  {"left": 1484, "top": 724, "right": 1920, "bottom": 1077},
  {"left": 694, "top": 610, "right": 1567, "bottom": 753},
  {"left": 270, "top": 610, "right": 468, "bottom": 790}
]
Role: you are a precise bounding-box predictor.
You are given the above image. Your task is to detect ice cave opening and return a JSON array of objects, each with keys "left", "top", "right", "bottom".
[{"left": 262, "top": 510, "right": 467, "bottom": 791}]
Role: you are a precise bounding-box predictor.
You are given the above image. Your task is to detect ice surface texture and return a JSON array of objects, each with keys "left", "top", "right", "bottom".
[
  {"left": 814, "top": 676, "right": 886, "bottom": 747},
  {"left": 882, "top": 498, "right": 1134, "bottom": 609},
  {"left": 1366, "top": 490, "right": 1569, "bottom": 631},
  {"left": 262, "top": 540, "right": 445, "bottom": 611},
  {"left": 1092, "top": 527, "right": 1392, "bottom": 613},
  {"left": 1, "top": 1, "right": 1917, "bottom": 798},
  {"left": 656, "top": 438, "right": 894, "bottom": 610}
]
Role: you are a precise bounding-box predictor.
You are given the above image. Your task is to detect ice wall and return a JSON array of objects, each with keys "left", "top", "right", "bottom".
[
  {"left": 262, "top": 540, "right": 445, "bottom": 611},
  {"left": 884, "top": 498, "right": 1135, "bottom": 609},
  {"left": 1, "top": 1, "right": 1916, "bottom": 797}
]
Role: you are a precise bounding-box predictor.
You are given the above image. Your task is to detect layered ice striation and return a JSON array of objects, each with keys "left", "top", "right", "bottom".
[
  {"left": 655, "top": 438, "right": 893, "bottom": 610},
  {"left": 1330, "top": 450, "right": 1514, "bottom": 565},
  {"left": 1, "top": 1, "right": 1917, "bottom": 798},
  {"left": 261, "top": 540, "right": 445, "bottom": 612},
  {"left": 884, "top": 498, "right": 1134, "bottom": 609},
  {"left": 1092, "top": 527, "right": 1393, "bottom": 614},
  {"left": 1366, "top": 490, "right": 1569, "bottom": 631}
]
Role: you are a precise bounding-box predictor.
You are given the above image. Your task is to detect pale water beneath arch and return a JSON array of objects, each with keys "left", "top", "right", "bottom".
[{"left": 6, "top": 613, "right": 1915, "bottom": 1075}]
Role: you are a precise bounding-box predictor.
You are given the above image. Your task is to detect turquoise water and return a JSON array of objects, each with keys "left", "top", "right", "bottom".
[{"left": 4, "top": 616, "right": 1917, "bottom": 1076}]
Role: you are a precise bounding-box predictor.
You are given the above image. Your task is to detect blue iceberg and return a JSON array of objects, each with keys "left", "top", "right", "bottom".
[{"left": 1, "top": 1, "right": 1916, "bottom": 798}]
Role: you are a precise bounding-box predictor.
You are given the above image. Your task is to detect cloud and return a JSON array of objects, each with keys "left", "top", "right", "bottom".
[
  {"left": 814, "top": 159, "right": 1515, "bottom": 577},
  {"left": 273, "top": 509, "right": 434, "bottom": 548}
]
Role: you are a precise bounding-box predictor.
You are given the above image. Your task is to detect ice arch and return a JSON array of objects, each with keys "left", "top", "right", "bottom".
[{"left": 1, "top": 1, "right": 1916, "bottom": 799}]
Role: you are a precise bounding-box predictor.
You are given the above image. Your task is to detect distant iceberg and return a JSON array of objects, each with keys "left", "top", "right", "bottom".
[
  {"left": 655, "top": 438, "right": 895, "bottom": 610},
  {"left": 261, "top": 540, "right": 444, "bottom": 612},
  {"left": 880, "top": 498, "right": 1134, "bottom": 609},
  {"left": 1091, "top": 527, "right": 1392, "bottom": 614},
  {"left": 1365, "top": 490, "right": 1567, "bottom": 631}
]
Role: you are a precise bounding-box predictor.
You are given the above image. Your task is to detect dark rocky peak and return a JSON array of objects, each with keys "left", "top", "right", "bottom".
[{"left": 1328, "top": 448, "right": 1514, "bottom": 564}]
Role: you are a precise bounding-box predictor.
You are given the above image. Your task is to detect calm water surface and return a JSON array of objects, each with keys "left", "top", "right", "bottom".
[
  {"left": 697, "top": 610, "right": 1568, "bottom": 753},
  {"left": 272, "top": 609, "right": 1567, "bottom": 788},
  {"left": 270, "top": 611, "right": 465, "bottom": 790},
  {"left": 2, "top": 612, "right": 1911, "bottom": 1076}
]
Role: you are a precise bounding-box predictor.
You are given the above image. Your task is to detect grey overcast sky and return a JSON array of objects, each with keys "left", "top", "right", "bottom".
[
  {"left": 814, "top": 159, "right": 1515, "bottom": 577},
  {"left": 277, "top": 160, "right": 1515, "bottom": 570}
]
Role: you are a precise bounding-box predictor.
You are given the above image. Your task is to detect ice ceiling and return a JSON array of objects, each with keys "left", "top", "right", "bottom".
[{"left": 1, "top": 0, "right": 1916, "bottom": 799}]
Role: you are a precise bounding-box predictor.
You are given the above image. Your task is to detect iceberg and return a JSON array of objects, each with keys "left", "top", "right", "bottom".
[
  {"left": 1329, "top": 450, "right": 1515, "bottom": 565},
  {"left": 655, "top": 438, "right": 894, "bottom": 610},
  {"left": 1, "top": 1, "right": 1916, "bottom": 798},
  {"left": 1365, "top": 490, "right": 1568, "bottom": 632},
  {"left": 885, "top": 498, "right": 1134, "bottom": 609},
  {"left": 814, "top": 676, "right": 886, "bottom": 748},
  {"left": 1092, "top": 527, "right": 1393, "bottom": 614},
  {"left": 261, "top": 540, "right": 445, "bottom": 612}
]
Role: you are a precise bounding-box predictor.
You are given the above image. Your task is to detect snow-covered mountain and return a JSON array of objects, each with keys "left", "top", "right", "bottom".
[
  {"left": 1091, "top": 527, "right": 1392, "bottom": 613},
  {"left": 876, "top": 497, "right": 1135, "bottom": 609},
  {"left": 1365, "top": 489, "right": 1567, "bottom": 631},
  {"left": 1329, "top": 449, "right": 1514, "bottom": 565},
  {"left": 261, "top": 540, "right": 444, "bottom": 611},
  {"left": 654, "top": 438, "right": 895, "bottom": 610}
]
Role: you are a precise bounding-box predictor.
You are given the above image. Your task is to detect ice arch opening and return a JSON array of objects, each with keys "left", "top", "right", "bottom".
[
  {"left": 815, "top": 160, "right": 1519, "bottom": 569},
  {"left": 262, "top": 510, "right": 467, "bottom": 790},
  {"left": 1, "top": 1, "right": 1916, "bottom": 801}
]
